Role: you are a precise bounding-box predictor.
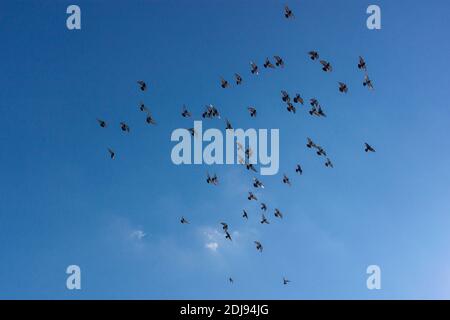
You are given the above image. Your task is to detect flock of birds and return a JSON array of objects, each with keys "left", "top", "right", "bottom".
[{"left": 96, "top": 5, "right": 377, "bottom": 287}]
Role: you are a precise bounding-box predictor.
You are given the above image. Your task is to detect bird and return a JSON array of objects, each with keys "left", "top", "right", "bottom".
[
  {"left": 286, "top": 102, "right": 296, "bottom": 114},
  {"left": 235, "top": 73, "right": 243, "bottom": 85},
  {"left": 246, "top": 163, "right": 257, "bottom": 172},
  {"left": 260, "top": 214, "right": 269, "bottom": 224},
  {"left": 97, "top": 119, "right": 107, "bottom": 128},
  {"left": 260, "top": 203, "right": 267, "bottom": 211},
  {"left": 188, "top": 128, "right": 197, "bottom": 137},
  {"left": 316, "top": 146, "right": 327, "bottom": 157},
  {"left": 242, "top": 210, "right": 248, "bottom": 220},
  {"left": 250, "top": 61, "right": 259, "bottom": 75},
  {"left": 293, "top": 94, "right": 304, "bottom": 104},
  {"left": 245, "top": 147, "right": 253, "bottom": 159},
  {"left": 180, "top": 216, "right": 189, "bottom": 224},
  {"left": 225, "top": 231, "right": 232, "bottom": 241},
  {"left": 274, "top": 209, "right": 283, "bottom": 219},
  {"left": 274, "top": 56, "right": 284, "bottom": 67},
  {"left": 295, "top": 164, "right": 303, "bottom": 175},
  {"left": 248, "top": 192, "right": 258, "bottom": 201},
  {"left": 221, "top": 222, "right": 229, "bottom": 232},
  {"left": 281, "top": 90, "right": 290, "bottom": 103},
  {"left": 253, "top": 178, "right": 264, "bottom": 189},
  {"left": 202, "top": 104, "right": 221, "bottom": 119},
  {"left": 220, "top": 77, "right": 229, "bottom": 88},
  {"left": 283, "top": 277, "right": 291, "bottom": 285},
  {"left": 310, "top": 98, "right": 319, "bottom": 108},
  {"left": 263, "top": 58, "right": 275, "bottom": 69},
  {"left": 181, "top": 105, "right": 191, "bottom": 118},
  {"left": 284, "top": 5, "right": 294, "bottom": 19},
  {"left": 363, "top": 74, "right": 374, "bottom": 90},
  {"left": 358, "top": 56, "right": 367, "bottom": 71},
  {"left": 320, "top": 60, "right": 333, "bottom": 72},
  {"left": 248, "top": 107, "right": 257, "bottom": 117},
  {"left": 139, "top": 102, "right": 148, "bottom": 112},
  {"left": 325, "top": 158, "right": 334, "bottom": 168},
  {"left": 137, "top": 80, "right": 147, "bottom": 91},
  {"left": 282, "top": 174, "right": 291, "bottom": 186},
  {"left": 225, "top": 119, "right": 233, "bottom": 130},
  {"left": 307, "top": 137, "right": 317, "bottom": 149},
  {"left": 338, "top": 82, "right": 348, "bottom": 93},
  {"left": 254, "top": 241, "right": 263, "bottom": 252},
  {"left": 309, "top": 105, "right": 326, "bottom": 118},
  {"left": 364, "top": 143, "right": 376, "bottom": 153},
  {"left": 107, "top": 148, "right": 115, "bottom": 159},
  {"left": 206, "top": 172, "right": 219, "bottom": 185},
  {"left": 146, "top": 114, "right": 156, "bottom": 125},
  {"left": 308, "top": 51, "right": 319, "bottom": 60},
  {"left": 120, "top": 122, "right": 130, "bottom": 132},
  {"left": 229, "top": 277, "right": 234, "bottom": 284}
]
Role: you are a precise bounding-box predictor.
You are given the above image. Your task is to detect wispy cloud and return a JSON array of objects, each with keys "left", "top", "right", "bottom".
[{"left": 130, "top": 230, "right": 147, "bottom": 240}]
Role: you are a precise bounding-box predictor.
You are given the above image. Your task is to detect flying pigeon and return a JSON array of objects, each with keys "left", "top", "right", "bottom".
[
  {"left": 264, "top": 58, "right": 275, "bottom": 69},
  {"left": 235, "top": 73, "right": 243, "bottom": 85},
  {"left": 338, "top": 82, "right": 348, "bottom": 93},
  {"left": 220, "top": 77, "right": 229, "bottom": 88},
  {"left": 293, "top": 94, "right": 304, "bottom": 104},
  {"left": 286, "top": 102, "right": 296, "bottom": 114},
  {"left": 225, "top": 119, "right": 233, "bottom": 130},
  {"left": 229, "top": 277, "right": 234, "bottom": 284},
  {"left": 316, "top": 146, "right": 327, "bottom": 156},
  {"left": 283, "top": 277, "right": 291, "bottom": 285},
  {"left": 188, "top": 128, "right": 197, "bottom": 137},
  {"left": 254, "top": 241, "right": 263, "bottom": 252},
  {"left": 358, "top": 56, "right": 367, "bottom": 71},
  {"left": 281, "top": 90, "right": 290, "bottom": 103},
  {"left": 248, "top": 107, "right": 257, "bottom": 117},
  {"left": 137, "top": 80, "right": 147, "bottom": 91},
  {"left": 295, "top": 164, "right": 303, "bottom": 175},
  {"left": 325, "top": 158, "right": 334, "bottom": 168},
  {"left": 242, "top": 210, "right": 248, "bottom": 220},
  {"left": 225, "top": 231, "right": 232, "bottom": 241},
  {"left": 320, "top": 60, "right": 333, "bottom": 72},
  {"left": 260, "top": 203, "right": 267, "bottom": 211},
  {"left": 307, "top": 137, "right": 317, "bottom": 149},
  {"left": 97, "top": 119, "right": 107, "bottom": 128},
  {"left": 120, "top": 122, "right": 130, "bottom": 133},
  {"left": 282, "top": 174, "right": 291, "bottom": 186},
  {"left": 364, "top": 143, "right": 376, "bottom": 153},
  {"left": 139, "top": 102, "right": 148, "bottom": 112},
  {"left": 260, "top": 214, "right": 269, "bottom": 224},
  {"left": 363, "top": 74, "right": 374, "bottom": 90},
  {"left": 248, "top": 192, "right": 258, "bottom": 201},
  {"left": 274, "top": 56, "right": 284, "bottom": 67},
  {"left": 250, "top": 61, "right": 259, "bottom": 75},
  {"left": 284, "top": 5, "right": 294, "bottom": 19},
  {"left": 107, "top": 148, "right": 115, "bottom": 159},
  {"left": 221, "top": 222, "right": 229, "bottom": 232},
  {"left": 180, "top": 216, "right": 189, "bottom": 224},
  {"left": 274, "top": 209, "right": 283, "bottom": 219},
  {"left": 146, "top": 114, "right": 156, "bottom": 125},
  {"left": 308, "top": 51, "right": 319, "bottom": 60},
  {"left": 181, "top": 105, "right": 191, "bottom": 118},
  {"left": 206, "top": 172, "right": 219, "bottom": 185},
  {"left": 253, "top": 178, "right": 264, "bottom": 189}
]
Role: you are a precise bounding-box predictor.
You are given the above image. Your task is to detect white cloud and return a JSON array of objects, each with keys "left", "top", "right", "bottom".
[
  {"left": 205, "top": 242, "right": 219, "bottom": 251},
  {"left": 130, "top": 230, "right": 146, "bottom": 240}
]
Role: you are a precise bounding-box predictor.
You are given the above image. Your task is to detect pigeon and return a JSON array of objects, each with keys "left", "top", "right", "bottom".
[
  {"left": 286, "top": 102, "right": 296, "bottom": 114},
  {"left": 137, "top": 80, "right": 147, "bottom": 91},
  {"left": 107, "top": 148, "right": 115, "bottom": 159},
  {"left": 97, "top": 119, "right": 107, "bottom": 128},
  {"left": 260, "top": 214, "right": 269, "bottom": 224},
  {"left": 146, "top": 114, "right": 156, "bottom": 125},
  {"left": 250, "top": 61, "right": 259, "bottom": 75},
  {"left": 181, "top": 105, "right": 191, "bottom": 118},
  {"left": 320, "top": 60, "right": 333, "bottom": 72},
  {"left": 307, "top": 138, "right": 317, "bottom": 149},
  {"left": 274, "top": 56, "right": 284, "bottom": 67},
  {"left": 338, "top": 82, "right": 348, "bottom": 93},
  {"left": 206, "top": 172, "right": 219, "bottom": 185},
  {"left": 188, "top": 128, "right": 197, "bottom": 137},
  {"left": 308, "top": 51, "right": 319, "bottom": 60},
  {"left": 260, "top": 203, "right": 267, "bottom": 212},
  {"left": 139, "top": 102, "right": 148, "bottom": 112},
  {"left": 358, "top": 56, "right": 367, "bottom": 71},
  {"left": 120, "top": 122, "right": 130, "bottom": 133},
  {"left": 284, "top": 5, "right": 294, "bottom": 19},
  {"left": 274, "top": 209, "right": 283, "bottom": 219},
  {"left": 248, "top": 107, "right": 257, "bottom": 117},
  {"left": 242, "top": 210, "right": 248, "bottom": 220},
  {"left": 225, "top": 231, "right": 232, "bottom": 241},
  {"left": 316, "top": 146, "right": 327, "bottom": 157},
  {"left": 235, "top": 73, "right": 243, "bottom": 85},
  {"left": 180, "top": 216, "right": 189, "bottom": 224},
  {"left": 253, "top": 178, "right": 264, "bottom": 189},
  {"left": 229, "top": 277, "right": 234, "bottom": 284},
  {"left": 225, "top": 119, "right": 233, "bottom": 130},
  {"left": 221, "top": 77, "right": 229, "bottom": 88},
  {"left": 246, "top": 163, "right": 257, "bottom": 172},
  {"left": 221, "top": 222, "right": 229, "bottom": 232},
  {"left": 283, "top": 277, "right": 291, "bottom": 285},
  {"left": 264, "top": 58, "right": 275, "bottom": 69},
  {"left": 325, "top": 158, "right": 334, "bottom": 168},
  {"left": 293, "top": 94, "right": 304, "bottom": 104},
  {"left": 281, "top": 90, "right": 290, "bottom": 103},
  {"left": 364, "top": 143, "right": 376, "bottom": 153},
  {"left": 310, "top": 105, "right": 326, "bottom": 117},
  {"left": 282, "top": 174, "right": 291, "bottom": 186},
  {"left": 363, "top": 74, "right": 374, "bottom": 90},
  {"left": 245, "top": 147, "right": 253, "bottom": 159},
  {"left": 202, "top": 104, "right": 221, "bottom": 119},
  {"left": 254, "top": 241, "right": 263, "bottom": 252},
  {"left": 248, "top": 192, "right": 258, "bottom": 201},
  {"left": 295, "top": 164, "right": 303, "bottom": 175}
]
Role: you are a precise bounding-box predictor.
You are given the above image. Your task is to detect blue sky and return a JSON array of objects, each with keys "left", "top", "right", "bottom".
[{"left": 1, "top": 0, "right": 450, "bottom": 299}]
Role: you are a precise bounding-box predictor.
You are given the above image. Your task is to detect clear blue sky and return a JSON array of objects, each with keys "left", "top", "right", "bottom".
[{"left": 1, "top": 0, "right": 450, "bottom": 299}]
